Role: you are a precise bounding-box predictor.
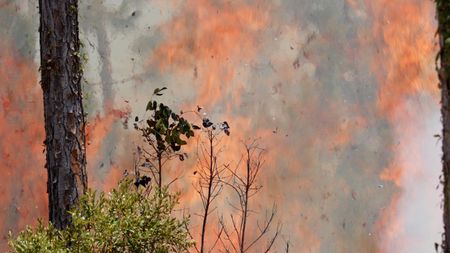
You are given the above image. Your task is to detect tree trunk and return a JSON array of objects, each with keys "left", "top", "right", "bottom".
[
  {"left": 438, "top": 1, "right": 450, "bottom": 252},
  {"left": 39, "top": 0, "right": 87, "bottom": 229}
]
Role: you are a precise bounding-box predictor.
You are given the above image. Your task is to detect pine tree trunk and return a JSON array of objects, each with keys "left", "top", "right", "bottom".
[
  {"left": 438, "top": 1, "right": 450, "bottom": 251},
  {"left": 39, "top": 0, "right": 87, "bottom": 229}
]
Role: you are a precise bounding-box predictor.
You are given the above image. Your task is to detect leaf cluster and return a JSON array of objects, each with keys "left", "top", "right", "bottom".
[
  {"left": 139, "top": 88, "right": 195, "bottom": 153},
  {"left": 9, "top": 179, "right": 193, "bottom": 253}
]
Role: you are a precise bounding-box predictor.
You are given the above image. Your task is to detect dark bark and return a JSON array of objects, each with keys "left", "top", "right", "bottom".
[
  {"left": 200, "top": 132, "right": 214, "bottom": 253},
  {"left": 438, "top": 1, "right": 450, "bottom": 252},
  {"left": 39, "top": 0, "right": 87, "bottom": 229},
  {"left": 157, "top": 153, "right": 162, "bottom": 189},
  {"left": 239, "top": 153, "right": 250, "bottom": 253}
]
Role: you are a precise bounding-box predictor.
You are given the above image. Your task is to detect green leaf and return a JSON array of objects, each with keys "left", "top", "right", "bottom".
[
  {"left": 153, "top": 87, "right": 167, "bottom": 96},
  {"left": 147, "top": 119, "right": 156, "bottom": 127},
  {"left": 171, "top": 112, "right": 179, "bottom": 121},
  {"left": 9, "top": 180, "right": 193, "bottom": 252},
  {"left": 171, "top": 144, "right": 181, "bottom": 151},
  {"left": 146, "top": 101, "right": 153, "bottom": 111}
]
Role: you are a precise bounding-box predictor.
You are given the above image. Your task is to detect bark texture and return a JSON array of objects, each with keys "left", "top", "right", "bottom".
[
  {"left": 438, "top": 1, "right": 450, "bottom": 251},
  {"left": 39, "top": 0, "right": 87, "bottom": 229}
]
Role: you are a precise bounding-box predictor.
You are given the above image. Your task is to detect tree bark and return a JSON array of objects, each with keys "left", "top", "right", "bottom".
[
  {"left": 39, "top": 0, "right": 87, "bottom": 229},
  {"left": 438, "top": 1, "right": 450, "bottom": 252}
]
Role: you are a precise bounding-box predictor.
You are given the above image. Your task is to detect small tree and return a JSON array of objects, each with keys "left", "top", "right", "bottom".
[
  {"left": 220, "top": 142, "right": 280, "bottom": 253},
  {"left": 9, "top": 179, "right": 193, "bottom": 253},
  {"left": 190, "top": 115, "right": 230, "bottom": 253},
  {"left": 134, "top": 87, "right": 195, "bottom": 188},
  {"left": 9, "top": 89, "right": 199, "bottom": 253},
  {"left": 10, "top": 88, "right": 283, "bottom": 252}
]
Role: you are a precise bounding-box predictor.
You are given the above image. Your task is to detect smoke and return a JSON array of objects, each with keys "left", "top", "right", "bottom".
[
  {"left": 0, "top": 2, "right": 47, "bottom": 252},
  {"left": 0, "top": 0, "right": 442, "bottom": 252},
  {"left": 375, "top": 97, "right": 441, "bottom": 253},
  {"left": 364, "top": 0, "right": 442, "bottom": 251},
  {"left": 0, "top": 44, "right": 47, "bottom": 252}
]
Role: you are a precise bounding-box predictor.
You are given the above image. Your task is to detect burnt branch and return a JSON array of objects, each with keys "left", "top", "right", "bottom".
[
  {"left": 176, "top": 107, "right": 231, "bottom": 253},
  {"left": 194, "top": 128, "right": 227, "bottom": 253},
  {"left": 220, "top": 141, "right": 280, "bottom": 253}
]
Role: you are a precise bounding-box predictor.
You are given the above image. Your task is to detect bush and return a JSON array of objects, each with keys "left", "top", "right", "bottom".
[{"left": 9, "top": 180, "right": 194, "bottom": 253}]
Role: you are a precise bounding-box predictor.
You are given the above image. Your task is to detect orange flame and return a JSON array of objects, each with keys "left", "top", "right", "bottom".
[
  {"left": 151, "top": 0, "right": 269, "bottom": 108},
  {"left": 362, "top": 0, "right": 441, "bottom": 251},
  {"left": 0, "top": 43, "right": 47, "bottom": 251},
  {"left": 86, "top": 107, "right": 131, "bottom": 189},
  {"left": 366, "top": 0, "right": 439, "bottom": 118}
]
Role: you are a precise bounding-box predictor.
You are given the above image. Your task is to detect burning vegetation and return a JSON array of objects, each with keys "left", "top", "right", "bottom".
[{"left": 0, "top": 0, "right": 446, "bottom": 252}]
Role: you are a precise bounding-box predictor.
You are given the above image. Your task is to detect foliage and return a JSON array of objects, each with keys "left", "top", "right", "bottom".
[
  {"left": 141, "top": 87, "right": 195, "bottom": 153},
  {"left": 9, "top": 179, "right": 194, "bottom": 253},
  {"left": 134, "top": 87, "right": 196, "bottom": 187},
  {"left": 9, "top": 87, "right": 281, "bottom": 252}
]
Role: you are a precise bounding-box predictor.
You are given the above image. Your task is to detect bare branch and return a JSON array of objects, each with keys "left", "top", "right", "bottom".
[
  {"left": 219, "top": 141, "right": 280, "bottom": 253},
  {"left": 219, "top": 217, "right": 238, "bottom": 253},
  {"left": 245, "top": 206, "right": 277, "bottom": 252},
  {"left": 209, "top": 223, "right": 225, "bottom": 253},
  {"left": 193, "top": 126, "right": 228, "bottom": 253}
]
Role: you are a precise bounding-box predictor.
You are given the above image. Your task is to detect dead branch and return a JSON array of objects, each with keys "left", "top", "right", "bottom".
[
  {"left": 193, "top": 126, "right": 228, "bottom": 253},
  {"left": 220, "top": 141, "right": 280, "bottom": 253}
]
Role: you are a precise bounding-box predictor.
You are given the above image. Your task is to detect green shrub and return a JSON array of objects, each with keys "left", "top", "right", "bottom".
[{"left": 9, "top": 180, "right": 194, "bottom": 253}]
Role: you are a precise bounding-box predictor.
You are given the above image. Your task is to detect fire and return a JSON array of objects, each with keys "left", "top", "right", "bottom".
[
  {"left": 0, "top": 0, "right": 443, "bottom": 252},
  {"left": 149, "top": 1, "right": 282, "bottom": 249},
  {"left": 363, "top": 0, "right": 441, "bottom": 251},
  {"left": 151, "top": 0, "right": 269, "bottom": 108},
  {"left": 366, "top": 0, "right": 439, "bottom": 117},
  {"left": 86, "top": 107, "right": 131, "bottom": 190},
  {"left": 0, "top": 37, "right": 131, "bottom": 252},
  {"left": 150, "top": 0, "right": 375, "bottom": 251},
  {"left": 86, "top": 108, "right": 130, "bottom": 161},
  {"left": 0, "top": 43, "right": 47, "bottom": 251}
]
